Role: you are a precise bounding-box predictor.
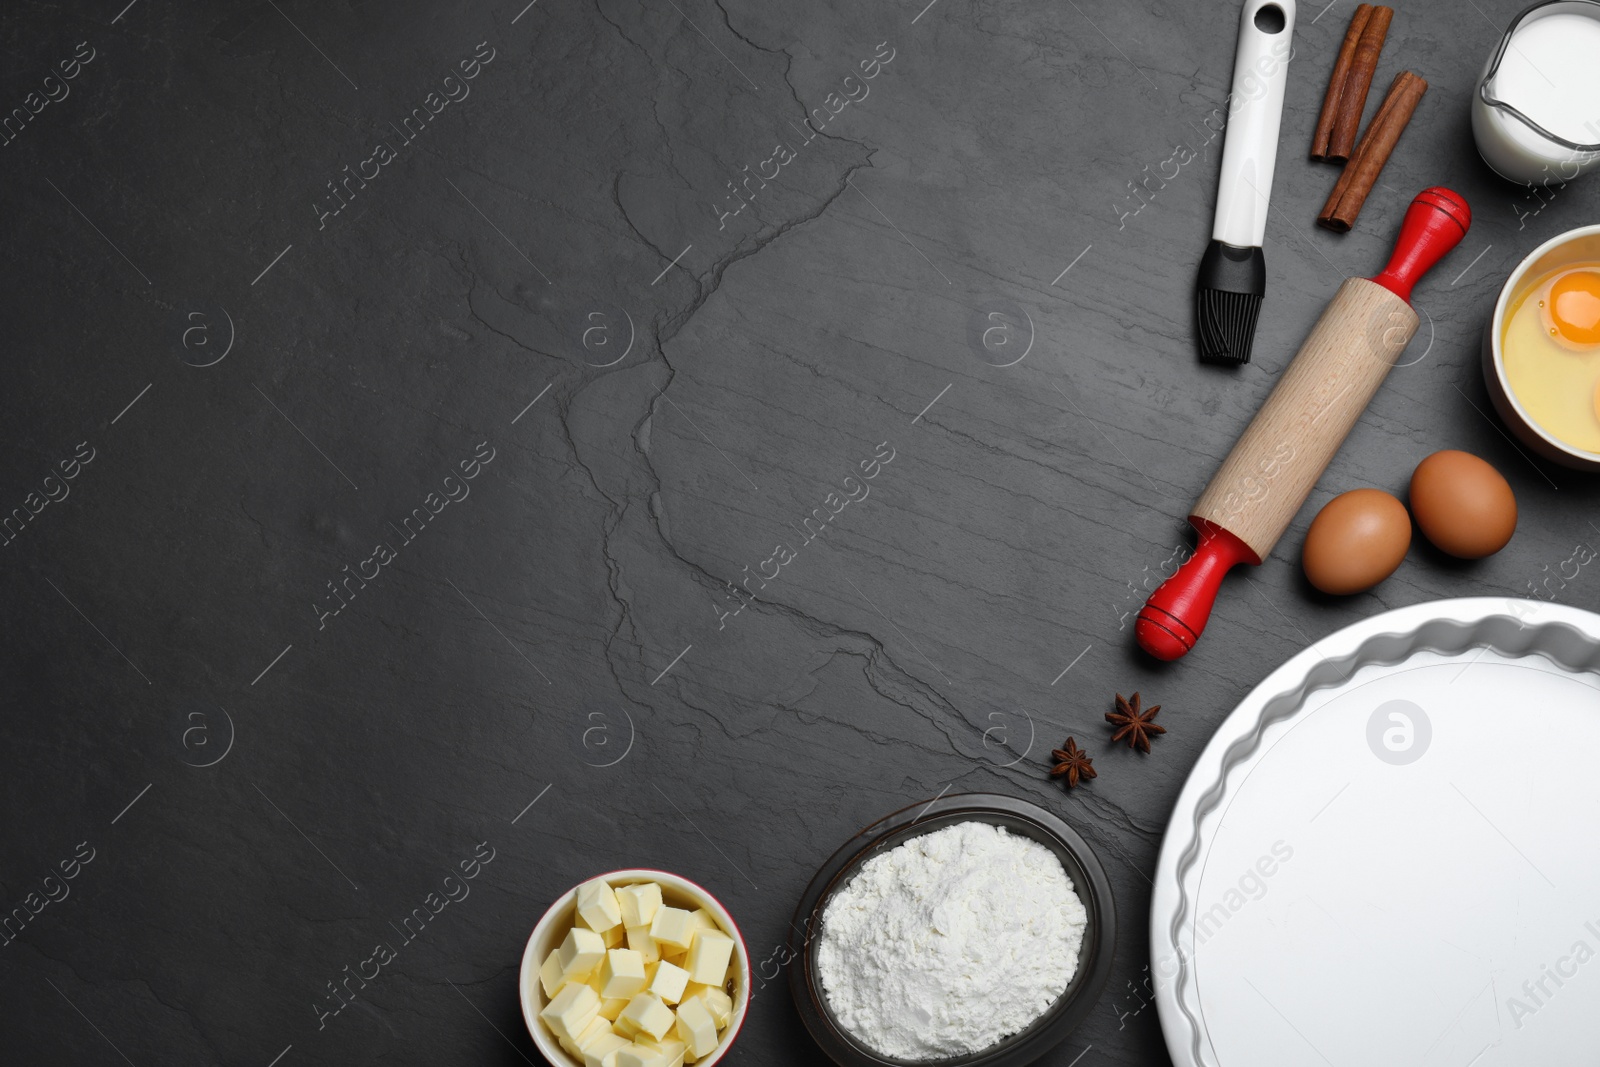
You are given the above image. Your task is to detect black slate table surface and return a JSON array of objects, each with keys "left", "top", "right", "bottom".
[{"left": 4, "top": 0, "right": 1598, "bottom": 1064}]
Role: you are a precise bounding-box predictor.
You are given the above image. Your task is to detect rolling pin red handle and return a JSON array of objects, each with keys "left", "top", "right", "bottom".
[
  {"left": 1135, "top": 187, "right": 1471, "bottom": 663},
  {"left": 1135, "top": 520, "right": 1261, "bottom": 661},
  {"left": 1369, "top": 187, "right": 1471, "bottom": 303}
]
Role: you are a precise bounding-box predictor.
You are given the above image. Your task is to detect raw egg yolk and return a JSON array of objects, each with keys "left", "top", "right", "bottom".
[{"left": 1549, "top": 270, "right": 1600, "bottom": 346}]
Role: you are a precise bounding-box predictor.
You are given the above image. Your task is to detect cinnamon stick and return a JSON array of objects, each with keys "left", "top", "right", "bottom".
[
  {"left": 1317, "top": 70, "right": 1428, "bottom": 232},
  {"left": 1327, "top": 5, "right": 1393, "bottom": 162},
  {"left": 1310, "top": 4, "right": 1373, "bottom": 161}
]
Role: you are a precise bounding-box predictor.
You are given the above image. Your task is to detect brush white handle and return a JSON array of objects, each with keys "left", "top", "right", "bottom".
[{"left": 1212, "top": 0, "right": 1296, "bottom": 248}]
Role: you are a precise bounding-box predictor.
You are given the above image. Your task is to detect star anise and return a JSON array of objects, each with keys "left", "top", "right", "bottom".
[
  {"left": 1106, "top": 692, "right": 1165, "bottom": 753},
  {"left": 1049, "top": 737, "right": 1096, "bottom": 788}
]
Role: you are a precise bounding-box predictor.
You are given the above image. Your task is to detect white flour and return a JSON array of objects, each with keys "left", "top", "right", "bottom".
[{"left": 816, "top": 821, "right": 1088, "bottom": 1060}]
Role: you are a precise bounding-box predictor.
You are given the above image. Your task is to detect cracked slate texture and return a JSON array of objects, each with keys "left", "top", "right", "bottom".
[{"left": 2, "top": 0, "right": 1599, "bottom": 1065}]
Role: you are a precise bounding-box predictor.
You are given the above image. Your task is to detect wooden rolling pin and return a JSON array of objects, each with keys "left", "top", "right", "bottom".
[{"left": 1136, "top": 187, "right": 1470, "bottom": 661}]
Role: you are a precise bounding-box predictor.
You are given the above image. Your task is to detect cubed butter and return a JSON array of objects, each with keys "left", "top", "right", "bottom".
[
  {"left": 649, "top": 960, "right": 690, "bottom": 1004},
  {"left": 600, "top": 922, "right": 626, "bottom": 948},
  {"left": 616, "top": 993, "right": 676, "bottom": 1041},
  {"left": 626, "top": 924, "right": 661, "bottom": 964},
  {"left": 572, "top": 1015, "right": 613, "bottom": 1050},
  {"left": 584, "top": 974, "right": 629, "bottom": 1022},
  {"left": 576, "top": 878, "right": 624, "bottom": 932},
  {"left": 697, "top": 986, "right": 733, "bottom": 1028},
  {"left": 616, "top": 882, "right": 663, "bottom": 928},
  {"left": 639, "top": 1035, "right": 688, "bottom": 1067},
  {"left": 539, "top": 949, "right": 567, "bottom": 998},
  {"left": 599, "top": 949, "right": 649, "bottom": 999},
  {"left": 581, "top": 1031, "right": 632, "bottom": 1066},
  {"left": 541, "top": 981, "right": 600, "bottom": 1042},
  {"left": 675, "top": 909, "right": 717, "bottom": 953},
  {"left": 684, "top": 931, "right": 734, "bottom": 986},
  {"left": 614, "top": 1045, "right": 667, "bottom": 1067},
  {"left": 638, "top": 1034, "right": 686, "bottom": 1054},
  {"left": 556, "top": 927, "right": 607, "bottom": 983},
  {"left": 650, "top": 907, "right": 695, "bottom": 952},
  {"left": 675, "top": 996, "right": 719, "bottom": 1058}
]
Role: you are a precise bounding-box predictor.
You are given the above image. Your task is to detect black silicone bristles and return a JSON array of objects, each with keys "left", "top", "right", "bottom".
[
  {"left": 1196, "top": 290, "right": 1264, "bottom": 366},
  {"left": 1195, "top": 240, "right": 1267, "bottom": 366}
]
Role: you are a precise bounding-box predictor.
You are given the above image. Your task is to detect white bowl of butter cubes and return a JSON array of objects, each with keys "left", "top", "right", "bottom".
[{"left": 520, "top": 869, "right": 750, "bottom": 1067}]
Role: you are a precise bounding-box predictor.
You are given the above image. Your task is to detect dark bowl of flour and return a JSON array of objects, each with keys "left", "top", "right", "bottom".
[{"left": 787, "top": 793, "right": 1115, "bottom": 1067}]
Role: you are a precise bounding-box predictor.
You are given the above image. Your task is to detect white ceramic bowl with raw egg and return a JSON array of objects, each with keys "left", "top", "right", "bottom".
[
  {"left": 518, "top": 869, "right": 751, "bottom": 1067},
  {"left": 1483, "top": 224, "right": 1600, "bottom": 470}
]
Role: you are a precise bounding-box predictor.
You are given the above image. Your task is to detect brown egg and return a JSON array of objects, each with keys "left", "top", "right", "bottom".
[
  {"left": 1302, "top": 489, "right": 1412, "bottom": 594},
  {"left": 1409, "top": 450, "right": 1517, "bottom": 559}
]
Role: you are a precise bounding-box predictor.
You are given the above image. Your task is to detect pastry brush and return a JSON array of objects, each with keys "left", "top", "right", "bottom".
[{"left": 1196, "top": 0, "right": 1296, "bottom": 366}]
